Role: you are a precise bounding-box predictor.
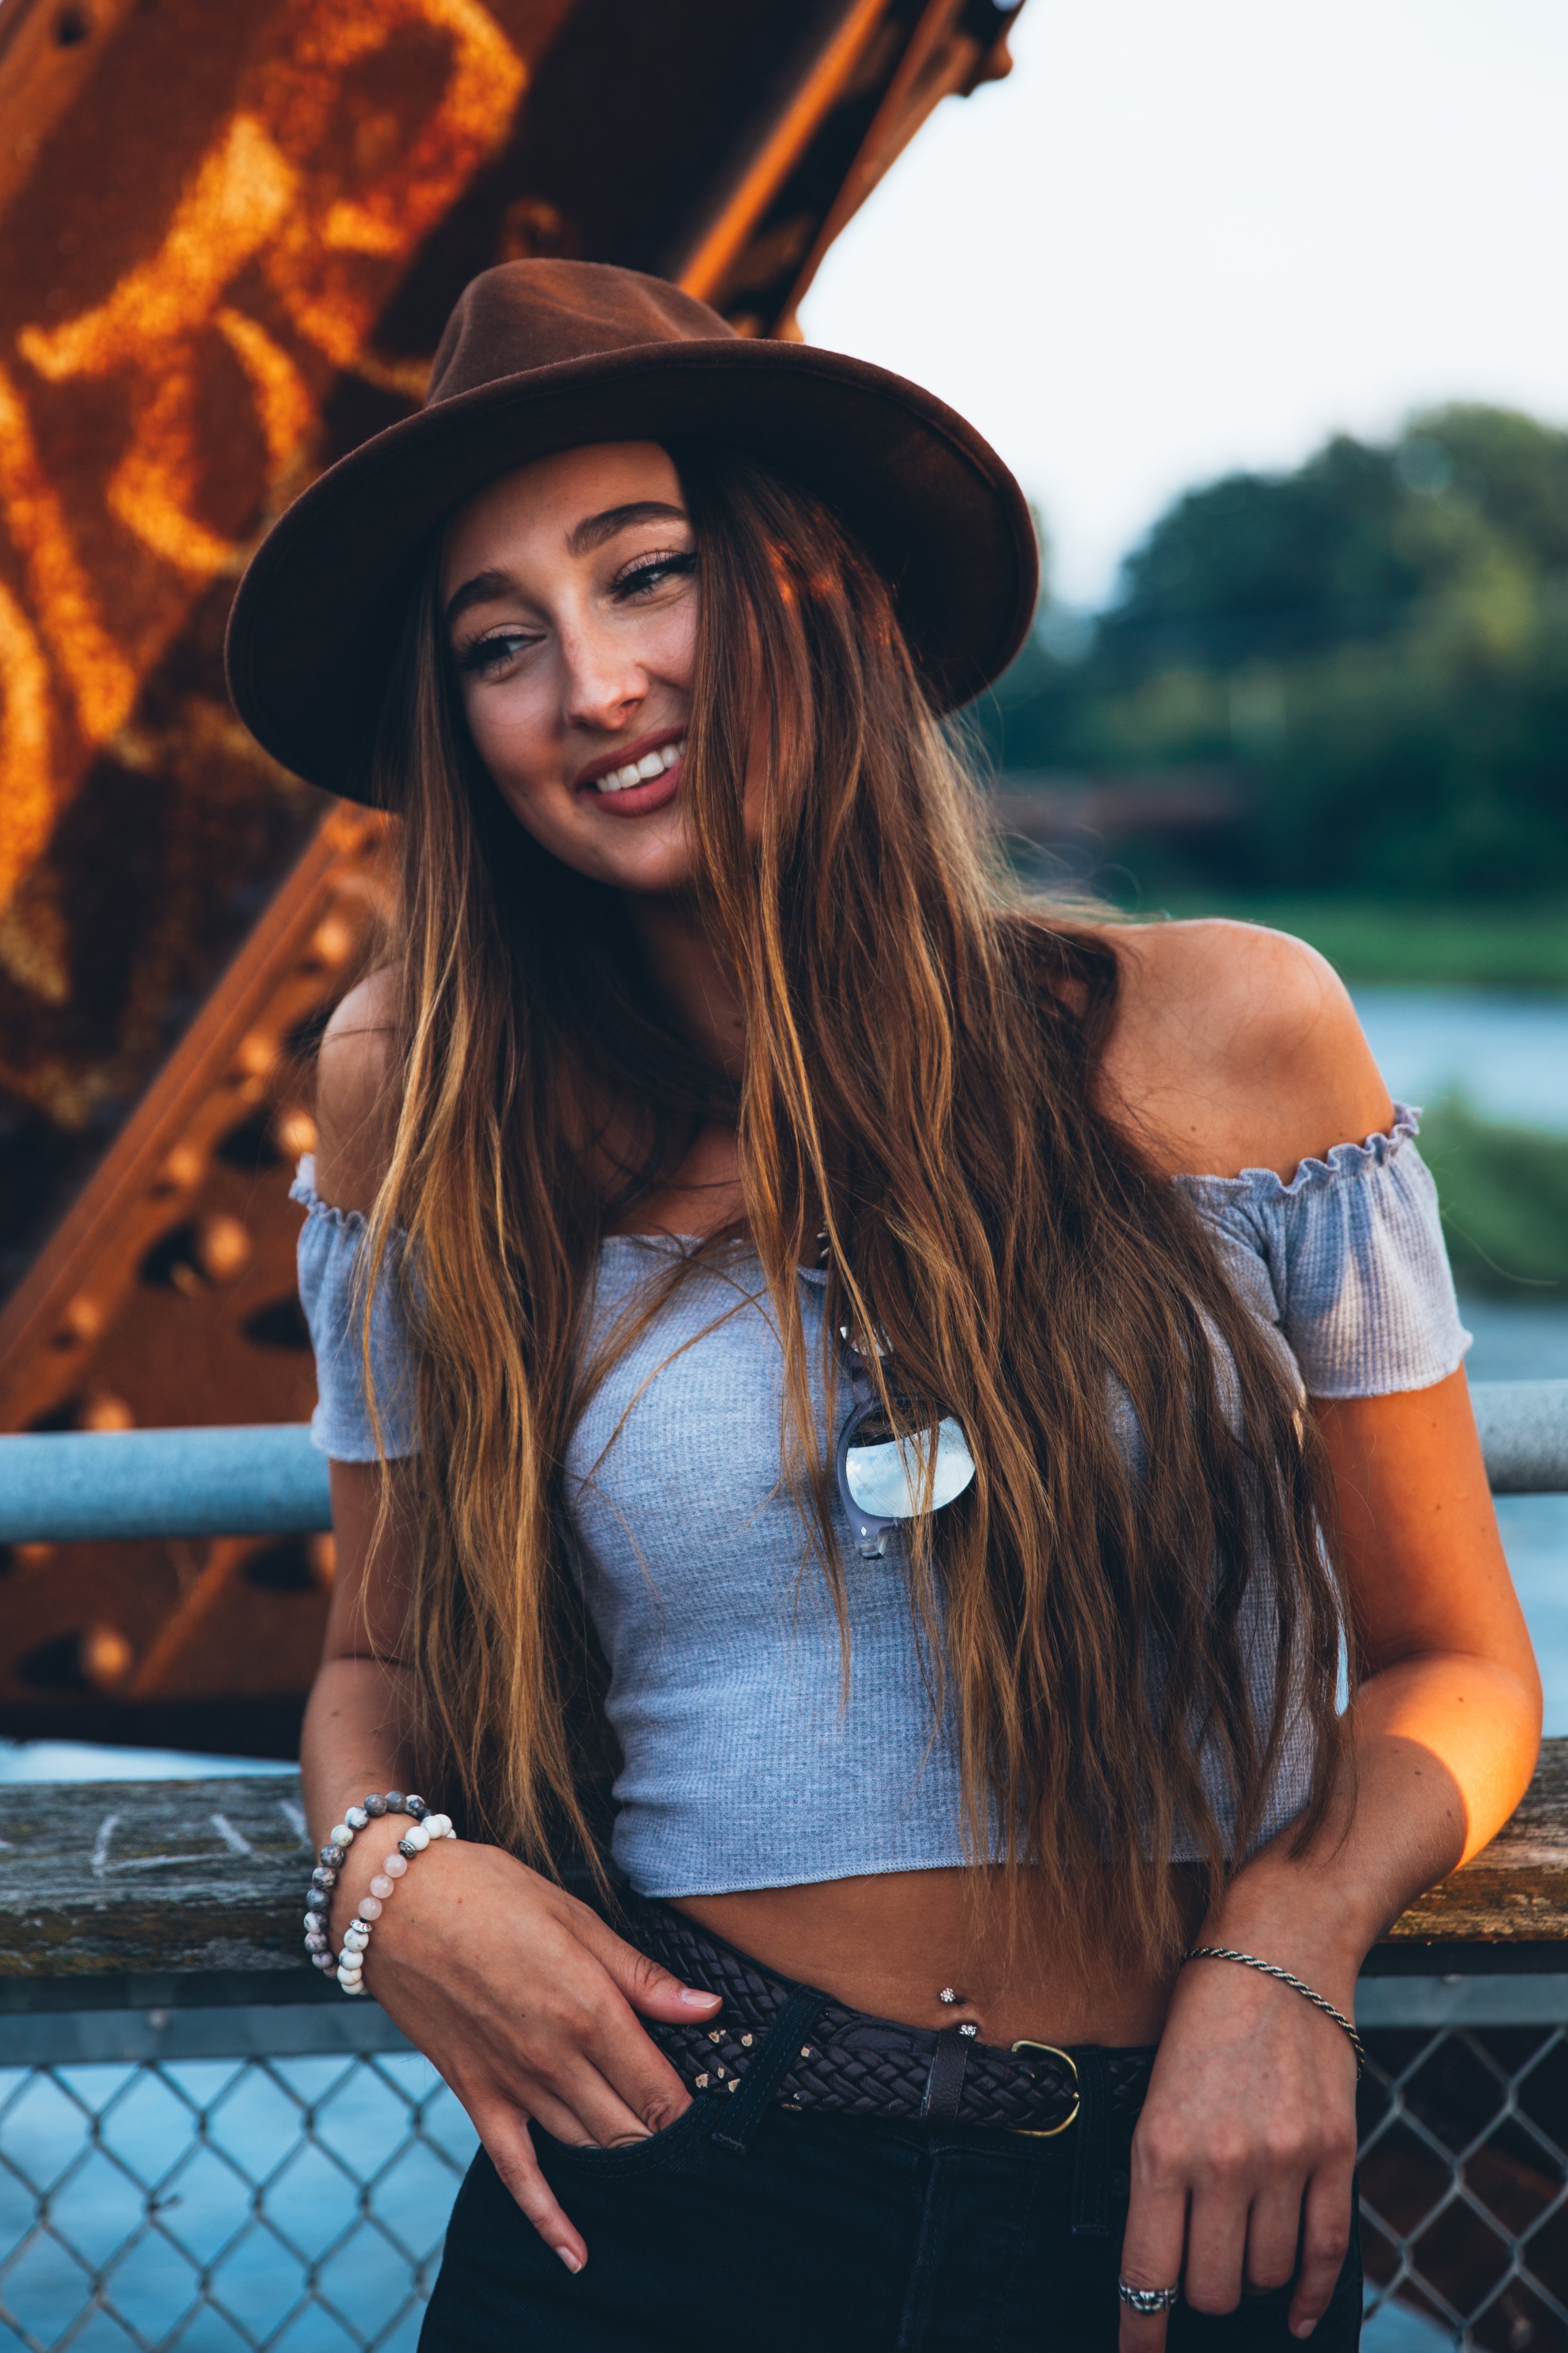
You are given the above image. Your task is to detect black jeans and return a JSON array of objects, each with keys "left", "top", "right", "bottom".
[{"left": 421, "top": 2089, "right": 1363, "bottom": 2350}]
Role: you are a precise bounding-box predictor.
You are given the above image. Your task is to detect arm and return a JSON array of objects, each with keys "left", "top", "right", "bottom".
[
  {"left": 1118, "top": 1367, "right": 1540, "bottom": 2348},
  {"left": 1108, "top": 926, "right": 1542, "bottom": 2347},
  {"left": 294, "top": 981, "right": 721, "bottom": 2275}
]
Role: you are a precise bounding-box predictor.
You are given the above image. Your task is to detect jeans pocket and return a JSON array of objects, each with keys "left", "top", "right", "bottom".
[{"left": 539, "top": 2092, "right": 711, "bottom": 2176}]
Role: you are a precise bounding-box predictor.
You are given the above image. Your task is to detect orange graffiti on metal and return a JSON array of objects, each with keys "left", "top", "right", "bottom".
[{"left": 0, "top": 0, "right": 525, "bottom": 974}]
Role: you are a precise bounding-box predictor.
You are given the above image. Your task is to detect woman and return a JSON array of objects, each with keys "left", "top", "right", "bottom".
[{"left": 227, "top": 262, "right": 1540, "bottom": 2351}]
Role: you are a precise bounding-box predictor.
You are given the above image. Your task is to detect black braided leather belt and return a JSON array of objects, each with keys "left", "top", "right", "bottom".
[{"left": 619, "top": 1891, "right": 1157, "bottom": 2136}]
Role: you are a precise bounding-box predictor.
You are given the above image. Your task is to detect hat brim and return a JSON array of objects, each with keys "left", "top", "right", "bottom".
[{"left": 225, "top": 338, "right": 1038, "bottom": 802}]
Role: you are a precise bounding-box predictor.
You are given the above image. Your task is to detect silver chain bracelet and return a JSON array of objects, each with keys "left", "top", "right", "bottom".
[{"left": 1182, "top": 1945, "right": 1367, "bottom": 2079}]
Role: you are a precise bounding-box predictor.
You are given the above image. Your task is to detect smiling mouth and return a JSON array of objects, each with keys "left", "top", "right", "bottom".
[{"left": 589, "top": 737, "right": 686, "bottom": 793}]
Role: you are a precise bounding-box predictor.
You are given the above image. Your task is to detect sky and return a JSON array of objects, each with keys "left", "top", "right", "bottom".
[{"left": 800, "top": 0, "right": 1568, "bottom": 610}]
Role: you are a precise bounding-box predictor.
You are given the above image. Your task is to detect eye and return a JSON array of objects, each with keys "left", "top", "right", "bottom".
[
  {"left": 612, "top": 547, "right": 697, "bottom": 601},
  {"left": 456, "top": 627, "right": 535, "bottom": 678}
]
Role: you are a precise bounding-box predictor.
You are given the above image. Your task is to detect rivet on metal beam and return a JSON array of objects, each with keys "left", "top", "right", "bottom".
[
  {"left": 79, "top": 1622, "right": 134, "bottom": 1690},
  {"left": 272, "top": 1108, "right": 318, "bottom": 1159},
  {"left": 79, "top": 1391, "right": 134, "bottom": 1432},
  {"left": 155, "top": 1144, "right": 204, "bottom": 1195},
  {"left": 54, "top": 1295, "right": 102, "bottom": 1348},
  {"left": 193, "top": 1216, "right": 252, "bottom": 1285},
  {"left": 306, "top": 916, "right": 356, "bottom": 970},
  {"left": 233, "top": 1033, "right": 278, "bottom": 1082}
]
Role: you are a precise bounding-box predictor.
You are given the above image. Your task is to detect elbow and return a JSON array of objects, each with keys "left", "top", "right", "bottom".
[{"left": 1471, "top": 1647, "right": 1544, "bottom": 1819}]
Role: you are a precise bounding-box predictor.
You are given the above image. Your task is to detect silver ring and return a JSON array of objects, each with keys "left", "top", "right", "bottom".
[{"left": 1118, "top": 2280, "right": 1180, "bottom": 2315}]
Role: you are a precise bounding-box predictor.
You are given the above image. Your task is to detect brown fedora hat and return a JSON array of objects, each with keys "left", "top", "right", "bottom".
[{"left": 225, "top": 261, "right": 1038, "bottom": 803}]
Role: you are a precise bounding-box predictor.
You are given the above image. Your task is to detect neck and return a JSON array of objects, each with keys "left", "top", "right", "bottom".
[{"left": 625, "top": 891, "right": 746, "bottom": 1082}]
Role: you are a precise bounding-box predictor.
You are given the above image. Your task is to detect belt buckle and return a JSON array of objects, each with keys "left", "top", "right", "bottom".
[{"left": 1007, "top": 2040, "right": 1080, "bottom": 2137}]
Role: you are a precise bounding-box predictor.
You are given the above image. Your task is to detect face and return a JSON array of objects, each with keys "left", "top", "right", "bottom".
[{"left": 440, "top": 442, "right": 705, "bottom": 896}]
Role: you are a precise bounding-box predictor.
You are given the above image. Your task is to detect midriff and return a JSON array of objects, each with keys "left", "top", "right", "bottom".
[{"left": 672, "top": 1863, "right": 1210, "bottom": 2049}]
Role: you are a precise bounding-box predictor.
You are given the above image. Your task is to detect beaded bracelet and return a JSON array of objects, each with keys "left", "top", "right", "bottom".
[{"left": 301, "top": 1791, "right": 455, "bottom": 1997}]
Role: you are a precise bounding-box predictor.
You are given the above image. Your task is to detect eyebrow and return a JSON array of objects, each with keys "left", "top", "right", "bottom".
[
  {"left": 444, "top": 567, "right": 515, "bottom": 630},
  {"left": 566, "top": 499, "right": 688, "bottom": 557},
  {"left": 443, "top": 502, "right": 691, "bottom": 633}
]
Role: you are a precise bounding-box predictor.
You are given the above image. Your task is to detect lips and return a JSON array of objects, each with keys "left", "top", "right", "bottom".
[
  {"left": 575, "top": 732, "right": 686, "bottom": 819},
  {"left": 591, "top": 737, "right": 686, "bottom": 793}
]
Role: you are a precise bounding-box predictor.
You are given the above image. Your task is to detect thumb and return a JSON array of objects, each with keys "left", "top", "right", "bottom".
[{"left": 583, "top": 1918, "right": 722, "bottom": 2022}]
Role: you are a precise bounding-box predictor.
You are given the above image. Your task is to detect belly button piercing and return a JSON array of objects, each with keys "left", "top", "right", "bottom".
[{"left": 938, "top": 1987, "right": 964, "bottom": 2006}]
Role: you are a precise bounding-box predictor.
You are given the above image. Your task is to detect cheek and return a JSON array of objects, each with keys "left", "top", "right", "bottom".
[
  {"left": 642, "top": 596, "right": 697, "bottom": 691},
  {"left": 458, "top": 687, "right": 586, "bottom": 863},
  {"left": 459, "top": 680, "right": 552, "bottom": 798}
]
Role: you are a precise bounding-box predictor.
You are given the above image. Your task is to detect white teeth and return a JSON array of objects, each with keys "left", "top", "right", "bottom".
[{"left": 593, "top": 741, "right": 686, "bottom": 792}]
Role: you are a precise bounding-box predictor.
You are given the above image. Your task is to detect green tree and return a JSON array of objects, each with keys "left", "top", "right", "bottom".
[{"left": 979, "top": 406, "right": 1568, "bottom": 900}]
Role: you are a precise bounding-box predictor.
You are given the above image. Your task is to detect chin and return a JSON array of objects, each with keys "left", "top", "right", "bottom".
[
  {"left": 497, "top": 786, "right": 704, "bottom": 896},
  {"left": 603, "top": 846, "right": 703, "bottom": 897},
  {"left": 575, "top": 814, "right": 701, "bottom": 896}
]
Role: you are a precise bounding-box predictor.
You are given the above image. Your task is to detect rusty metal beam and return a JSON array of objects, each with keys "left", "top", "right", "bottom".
[
  {"left": 676, "top": 0, "right": 898, "bottom": 310},
  {"left": 0, "top": 805, "right": 389, "bottom": 1432},
  {"left": 0, "top": 0, "right": 1034, "bottom": 1752},
  {"left": 774, "top": 0, "right": 1022, "bottom": 326},
  {"left": 0, "top": 0, "right": 147, "bottom": 229}
]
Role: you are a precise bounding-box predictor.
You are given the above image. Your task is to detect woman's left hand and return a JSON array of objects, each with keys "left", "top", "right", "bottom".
[{"left": 1117, "top": 1944, "right": 1360, "bottom": 2348}]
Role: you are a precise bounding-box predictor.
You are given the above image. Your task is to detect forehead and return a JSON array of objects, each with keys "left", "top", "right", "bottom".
[{"left": 439, "top": 441, "right": 685, "bottom": 587}]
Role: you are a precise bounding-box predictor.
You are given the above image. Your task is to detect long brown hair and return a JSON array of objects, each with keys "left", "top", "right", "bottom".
[{"left": 361, "top": 444, "right": 1349, "bottom": 1974}]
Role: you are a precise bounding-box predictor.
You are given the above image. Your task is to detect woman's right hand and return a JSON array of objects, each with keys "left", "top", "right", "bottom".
[{"left": 329, "top": 1831, "right": 721, "bottom": 2272}]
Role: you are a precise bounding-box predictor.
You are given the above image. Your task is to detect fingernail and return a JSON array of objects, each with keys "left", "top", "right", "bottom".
[
  {"left": 1291, "top": 2324, "right": 1315, "bottom": 2339},
  {"left": 555, "top": 2246, "right": 583, "bottom": 2274},
  {"left": 678, "top": 1986, "right": 720, "bottom": 2008}
]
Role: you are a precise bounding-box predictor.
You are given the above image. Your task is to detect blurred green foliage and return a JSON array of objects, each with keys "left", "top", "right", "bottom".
[
  {"left": 1146, "top": 896, "right": 1568, "bottom": 988},
  {"left": 981, "top": 405, "right": 1568, "bottom": 900},
  {"left": 1418, "top": 1097, "right": 1568, "bottom": 1294}
]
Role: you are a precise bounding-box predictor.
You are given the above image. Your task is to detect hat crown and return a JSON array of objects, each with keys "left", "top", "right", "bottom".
[{"left": 427, "top": 261, "right": 737, "bottom": 407}]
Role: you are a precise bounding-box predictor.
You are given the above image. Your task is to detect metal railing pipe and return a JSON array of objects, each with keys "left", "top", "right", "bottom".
[
  {"left": 1470, "top": 1377, "right": 1568, "bottom": 1495},
  {"left": 0, "top": 1378, "right": 1563, "bottom": 1544},
  {"left": 0, "top": 1422, "right": 330, "bottom": 1542}
]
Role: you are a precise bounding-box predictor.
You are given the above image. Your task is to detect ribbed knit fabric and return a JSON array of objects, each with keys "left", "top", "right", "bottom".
[{"left": 292, "top": 1105, "right": 1468, "bottom": 1895}]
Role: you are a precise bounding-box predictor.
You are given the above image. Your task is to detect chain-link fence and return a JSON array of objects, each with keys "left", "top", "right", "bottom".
[
  {"left": 0, "top": 2039, "right": 476, "bottom": 2351},
  {"left": 1360, "top": 2023, "right": 1568, "bottom": 2351},
  {"left": 3, "top": 2006, "right": 1566, "bottom": 2349}
]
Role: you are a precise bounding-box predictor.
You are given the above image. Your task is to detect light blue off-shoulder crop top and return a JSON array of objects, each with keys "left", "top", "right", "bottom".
[{"left": 293, "top": 1105, "right": 1468, "bottom": 1897}]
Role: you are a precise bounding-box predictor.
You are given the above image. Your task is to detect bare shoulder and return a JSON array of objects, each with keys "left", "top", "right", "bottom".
[
  {"left": 1094, "top": 918, "right": 1396, "bottom": 1181},
  {"left": 313, "top": 967, "right": 401, "bottom": 1214}
]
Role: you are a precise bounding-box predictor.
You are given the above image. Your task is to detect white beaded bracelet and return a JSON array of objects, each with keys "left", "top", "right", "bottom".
[{"left": 301, "top": 1791, "right": 456, "bottom": 1996}]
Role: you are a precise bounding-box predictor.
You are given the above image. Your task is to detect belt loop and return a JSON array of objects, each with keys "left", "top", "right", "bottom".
[
  {"left": 711, "top": 1984, "right": 825, "bottom": 2158},
  {"left": 920, "top": 2026, "right": 971, "bottom": 2126},
  {"left": 1070, "top": 2046, "right": 1111, "bottom": 2237}
]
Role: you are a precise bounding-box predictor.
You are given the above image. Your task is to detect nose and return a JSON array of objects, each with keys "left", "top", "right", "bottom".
[{"left": 557, "top": 610, "right": 648, "bottom": 738}]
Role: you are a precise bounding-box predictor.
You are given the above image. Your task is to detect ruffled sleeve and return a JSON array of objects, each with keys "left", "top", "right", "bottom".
[
  {"left": 291, "top": 1156, "right": 420, "bottom": 1459},
  {"left": 1176, "top": 1105, "right": 1471, "bottom": 1399}
]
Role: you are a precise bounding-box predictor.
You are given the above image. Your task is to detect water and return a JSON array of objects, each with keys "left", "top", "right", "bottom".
[
  {"left": 1351, "top": 986, "right": 1568, "bottom": 1132},
  {"left": 1361, "top": 2301, "right": 1456, "bottom": 2349}
]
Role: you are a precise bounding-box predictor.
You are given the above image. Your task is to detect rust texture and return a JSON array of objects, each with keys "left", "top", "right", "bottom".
[{"left": 0, "top": 0, "right": 1023, "bottom": 1752}]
